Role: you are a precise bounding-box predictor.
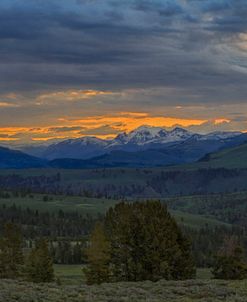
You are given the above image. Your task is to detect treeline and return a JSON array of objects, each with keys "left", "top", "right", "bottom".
[
  {"left": 147, "top": 168, "right": 247, "bottom": 197},
  {"left": 0, "top": 204, "right": 100, "bottom": 239},
  {"left": 186, "top": 226, "right": 247, "bottom": 267}
]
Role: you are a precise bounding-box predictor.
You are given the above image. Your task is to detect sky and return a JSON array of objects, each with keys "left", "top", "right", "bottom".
[{"left": 1, "top": 0, "right": 247, "bottom": 143}]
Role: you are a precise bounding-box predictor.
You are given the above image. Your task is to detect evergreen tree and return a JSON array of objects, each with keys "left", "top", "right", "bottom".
[
  {"left": 84, "top": 223, "right": 111, "bottom": 285},
  {"left": 212, "top": 237, "right": 247, "bottom": 280},
  {"left": 26, "top": 239, "right": 54, "bottom": 283},
  {"left": 0, "top": 223, "right": 23, "bottom": 279},
  {"left": 86, "top": 201, "right": 195, "bottom": 284}
]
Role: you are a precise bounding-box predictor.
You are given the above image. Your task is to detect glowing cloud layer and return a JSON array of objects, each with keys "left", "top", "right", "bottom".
[{"left": 0, "top": 112, "right": 230, "bottom": 143}]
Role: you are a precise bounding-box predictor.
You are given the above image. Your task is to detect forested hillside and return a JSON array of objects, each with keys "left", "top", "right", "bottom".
[{"left": 0, "top": 167, "right": 247, "bottom": 198}]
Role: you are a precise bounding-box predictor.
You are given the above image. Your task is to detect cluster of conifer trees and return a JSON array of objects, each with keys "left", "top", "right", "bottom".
[
  {"left": 0, "top": 223, "right": 54, "bottom": 282},
  {"left": 84, "top": 201, "right": 196, "bottom": 284}
]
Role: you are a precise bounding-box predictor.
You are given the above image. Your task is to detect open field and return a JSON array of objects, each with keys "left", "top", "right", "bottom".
[
  {"left": 1, "top": 278, "right": 247, "bottom": 302},
  {"left": 54, "top": 265, "right": 85, "bottom": 285},
  {"left": 170, "top": 210, "right": 231, "bottom": 229},
  {"left": 0, "top": 193, "right": 119, "bottom": 215},
  {"left": 2, "top": 190, "right": 247, "bottom": 213}
]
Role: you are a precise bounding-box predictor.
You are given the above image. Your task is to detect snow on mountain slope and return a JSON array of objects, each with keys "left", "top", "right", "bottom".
[
  {"left": 113, "top": 126, "right": 168, "bottom": 145},
  {"left": 112, "top": 126, "right": 195, "bottom": 146},
  {"left": 42, "top": 136, "right": 109, "bottom": 160}
]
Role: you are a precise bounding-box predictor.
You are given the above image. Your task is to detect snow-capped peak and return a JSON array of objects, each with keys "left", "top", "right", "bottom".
[
  {"left": 168, "top": 127, "right": 193, "bottom": 139},
  {"left": 112, "top": 126, "right": 194, "bottom": 145},
  {"left": 114, "top": 126, "right": 165, "bottom": 144},
  {"left": 129, "top": 125, "right": 167, "bottom": 140}
]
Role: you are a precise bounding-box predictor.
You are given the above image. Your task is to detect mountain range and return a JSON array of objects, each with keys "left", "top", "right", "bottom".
[{"left": 1, "top": 126, "right": 247, "bottom": 169}]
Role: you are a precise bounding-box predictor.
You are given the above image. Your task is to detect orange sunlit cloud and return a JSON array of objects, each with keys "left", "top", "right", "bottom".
[
  {"left": 237, "top": 33, "right": 247, "bottom": 51},
  {"left": 0, "top": 112, "right": 209, "bottom": 142},
  {"left": 0, "top": 113, "right": 239, "bottom": 143},
  {"left": 214, "top": 118, "right": 231, "bottom": 125},
  {"left": 0, "top": 102, "right": 19, "bottom": 108},
  {"left": 36, "top": 89, "right": 116, "bottom": 104},
  {"left": 72, "top": 113, "right": 206, "bottom": 133}
]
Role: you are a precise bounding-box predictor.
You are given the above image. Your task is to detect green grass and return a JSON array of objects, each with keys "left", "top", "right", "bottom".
[
  {"left": 0, "top": 193, "right": 119, "bottom": 215},
  {"left": 171, "top": 210, "right": 231, "bottom": 229},
  {"left": 54, "top": 264, "right": 85, "bottom": 285},
  {"left": 196, "top": 268, "right": 212, "bottom": 280}
]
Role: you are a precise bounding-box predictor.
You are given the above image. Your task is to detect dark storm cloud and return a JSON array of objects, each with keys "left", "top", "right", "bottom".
[
  {"left": 1, "top": 0, "right": 247, "bottom": 107},
  {"left": 132, "top": 0, "right": 183, "bottom": 16}
]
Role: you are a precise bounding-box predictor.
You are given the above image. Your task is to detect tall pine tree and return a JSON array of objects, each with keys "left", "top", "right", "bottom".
[
  {"left": 26, "top": 238, "right": 54, "bottom": 283},
  {"left": 0, "top": 223, "right": 23, "bottom": 279},
  {"left": 84, "top": 223, "right": 111, "bottom": 284}
]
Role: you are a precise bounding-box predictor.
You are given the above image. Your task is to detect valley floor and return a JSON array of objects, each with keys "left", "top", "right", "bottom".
[{"left": 0, "top": 278, "right": 247, "bottom": 302}]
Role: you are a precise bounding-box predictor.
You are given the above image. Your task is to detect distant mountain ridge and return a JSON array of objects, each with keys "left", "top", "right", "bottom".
[
  {"left": 21, "top": 126, "right": 244, "bottom": 160},
  {"left": 0, "top": 146, "right": 46, "bottom": 169},
  {"left": 49, "top": 136, "right": 247, "bottom": 169},
  {"left": 1, "top": 126, "right": 247, "bottom": 169}
]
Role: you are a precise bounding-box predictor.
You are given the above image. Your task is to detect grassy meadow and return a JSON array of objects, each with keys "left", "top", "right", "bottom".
[
  {"left": 0, "top": 193, "right": 119, "bottom": 215},
  {"left": 0, "top": 191, "right": 237, "bottom": 229}
]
